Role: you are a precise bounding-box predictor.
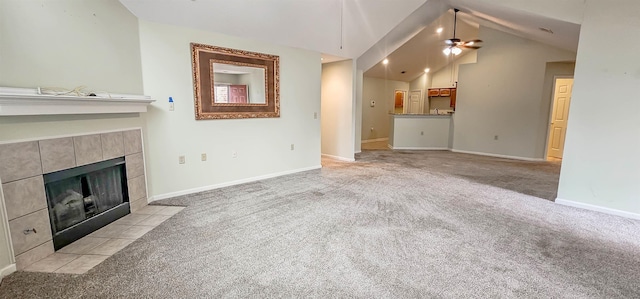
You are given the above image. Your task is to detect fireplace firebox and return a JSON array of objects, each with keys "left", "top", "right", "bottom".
[{"left": 44, "top": 157, "right": 130, "bottom": 250}]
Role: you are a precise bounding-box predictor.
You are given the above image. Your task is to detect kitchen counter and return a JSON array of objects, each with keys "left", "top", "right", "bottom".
[
  {"left": 390, "top": 113, "right": 452, "bottom": 118},
  {"left": 389, "top": 113, "right": 453, "bottom": 150}
]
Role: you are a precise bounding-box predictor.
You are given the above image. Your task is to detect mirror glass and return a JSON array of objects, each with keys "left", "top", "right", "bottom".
[
  {"left": 212, "top": 63, "right": 266, "bottom": 104},
  {"left": 191, "top": 43, "right": 280, "bottom": 119}
]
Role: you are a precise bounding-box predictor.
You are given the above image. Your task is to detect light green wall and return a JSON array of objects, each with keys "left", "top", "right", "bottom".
[
  {"left": 0, "top": 0, "right": 144, "bottom": 276},
  {"left": 321, "top": 60, "right": 355, "bottom": 160},
  {"left": 453, "top": 26, "right": 576, "bottom": 159},
  {"left": 361, "top": 77, "right": 410, "bottom": 140},
  {"left": 0, "top": 0, "right": 143, "bottom": 94},
  {"left": 431, "top": 51, "right": 477, "bottom": 89},
  {"left": 139, "top": 20, "right": 322, "bottom": 198},
  {"left": 557, "top": 0, "right": 640, "bottom": 215}
]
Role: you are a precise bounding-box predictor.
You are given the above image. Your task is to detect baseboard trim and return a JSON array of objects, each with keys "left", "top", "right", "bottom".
[
  {"left": 361, "top": 138, "right": 389, "bottom": 144},
  {"left": 390, "top": 146, "right": 449, "bottom": 151},
  {"left": 556, "top": 198, "right": 640, "bottom": 220},
  {"left": 0, "top": 264, "right": 16, "bottom": 282},
  {"left": 149, "top": 165, "right": 322, "bottom": 202},
  {"left": 321, "top": 154, "right": 355, "bottom": 162},
  {"left": 451, "top": 149, "right": 544, "bottom": 162}
]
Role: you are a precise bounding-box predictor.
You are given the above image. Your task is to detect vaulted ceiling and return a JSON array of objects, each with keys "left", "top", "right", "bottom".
[
  {"left": 120, "top": 0, "right": 584, "bottom": 77},
  {"left": 120, "top": 0, "right": 426, "bottom": 59}
]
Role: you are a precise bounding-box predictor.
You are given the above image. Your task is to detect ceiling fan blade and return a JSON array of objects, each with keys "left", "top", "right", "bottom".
[
  {"left": 444, "top": 38, "right": 460, "bottom": 45},
  {"left": 461, "top": 45, "right": 482, "bottom": 49},
  {"left": 467, "top": 39, "right": 483, "bottom": 43}
]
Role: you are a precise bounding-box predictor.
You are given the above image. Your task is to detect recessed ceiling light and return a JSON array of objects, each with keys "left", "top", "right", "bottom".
[
  {"left": 321, "top": 58, "right": 324, "bottom": 61},
  {"left": 424, "top": 68, "right": 430, "bottom": 73},
  {"left": 436, "top": 27, "right": 443, "bottom": 34},
  {"left": 382, "top": 59, "right": 389, "bottom": 65}
]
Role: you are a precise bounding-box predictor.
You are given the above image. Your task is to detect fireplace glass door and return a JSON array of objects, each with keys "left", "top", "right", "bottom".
[
  {"left": 44, "top": 157, "right": 130, "bottom": 249},
  {"left": 46, "top": 166, "right": 125, "bottom": 233}
]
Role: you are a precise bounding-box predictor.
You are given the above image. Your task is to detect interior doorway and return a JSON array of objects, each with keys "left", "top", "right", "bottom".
[
  {"left": 546, "top": 77, "right": 574, "bottom": 160},
  {"left": 394, "top": 90, "right": 406, "bottom": 114}
]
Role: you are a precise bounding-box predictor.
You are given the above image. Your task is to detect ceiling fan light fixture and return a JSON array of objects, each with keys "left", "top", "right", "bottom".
[{"left": 441, "top": 8, "right": 483, "bottom": 56}]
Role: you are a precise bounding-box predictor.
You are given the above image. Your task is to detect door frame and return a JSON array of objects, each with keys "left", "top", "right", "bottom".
[
  {"left": 544, "top": 75, "right": 574, "bottom": 160},
  {"left": 394, "top": 89, "right": 407, "bottom": 114},
  {"left": 408, "top": 89, "right": 424, "bottom": 114}
]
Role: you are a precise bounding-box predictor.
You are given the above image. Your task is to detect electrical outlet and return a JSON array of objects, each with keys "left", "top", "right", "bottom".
[
  {"left": 201, "top": 153, "right": 207, "bottom": 161},
  {"left": 494, "top": 135, "right": 499, "bottom": 140},
  {"left": 314, "top": 112, "right": 318, "bottom": 119},
  {"left": 178, "top": 155, "right": 185, "bottom": 164},
  {"left": 290, "top": 144, "right": 295, "bottom": 151},
  {"left": 232, "top": 151, "right": 237, "bottom": 158}
]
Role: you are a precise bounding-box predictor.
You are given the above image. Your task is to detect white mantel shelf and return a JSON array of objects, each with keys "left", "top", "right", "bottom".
[{"left": 0, "top": 87, "right": 155, "bottom": 116}]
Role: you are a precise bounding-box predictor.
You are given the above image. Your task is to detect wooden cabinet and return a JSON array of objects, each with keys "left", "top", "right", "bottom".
[
  {"left": 450, "top": 88, "right": 457, "bottom": 110},
  {"left": 428, "top": 88, "right": 457, "bottom": 110}
]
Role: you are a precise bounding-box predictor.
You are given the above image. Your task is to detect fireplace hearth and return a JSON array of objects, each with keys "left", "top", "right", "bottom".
[{"left": 44, "top": 157, "right": 130, "bottom": 250}]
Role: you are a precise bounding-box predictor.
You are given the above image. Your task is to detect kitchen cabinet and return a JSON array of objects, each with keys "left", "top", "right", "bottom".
[{"left": 450, "top": 88, "right": 456, "bottom": 110}]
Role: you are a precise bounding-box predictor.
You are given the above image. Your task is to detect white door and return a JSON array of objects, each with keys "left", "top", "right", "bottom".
[
  {"left": 547, "top": 78, "right": 573, "bottom": 159},
  {"left": 408, "top": 90, "right": 423, "bottom": 114}
]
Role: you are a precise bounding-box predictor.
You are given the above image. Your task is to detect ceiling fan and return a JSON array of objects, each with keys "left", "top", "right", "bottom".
[{"left": 443, "top": 8, "right": 482, "bottom": 56}]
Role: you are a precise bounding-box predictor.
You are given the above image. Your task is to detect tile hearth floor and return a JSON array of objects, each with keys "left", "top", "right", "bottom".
[{"left": 23, "top": 205, "right": 185, "bottom": 274}]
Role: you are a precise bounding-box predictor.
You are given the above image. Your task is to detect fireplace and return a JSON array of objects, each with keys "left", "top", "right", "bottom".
[{"left": 44, "top": 157, "right": 130, "bottom": 250}]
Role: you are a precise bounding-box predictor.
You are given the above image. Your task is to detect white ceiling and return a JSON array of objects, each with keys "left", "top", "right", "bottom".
[
  {"left": 363, "top": 10, "right": 479, "bottom": 82},
  {"left": 447, "top": 0, "right": 581, "bottom": 53},
  {"left": 120, "top": 0, "right": 584, "bottom": 79},
  {"left": 119, "top": 0, "right": 427, "bottom": 59}
]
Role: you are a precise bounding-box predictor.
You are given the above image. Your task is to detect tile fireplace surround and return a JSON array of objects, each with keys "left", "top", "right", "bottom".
[{"left": 0, "top": 129, "right": 149, "bottom": 270}]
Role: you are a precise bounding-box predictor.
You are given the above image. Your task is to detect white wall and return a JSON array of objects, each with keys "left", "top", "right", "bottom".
[
  {"left": 138, "top": 20, "right": 322, "bottom": 199},
  {"left": 0, "top": 0, "right": 145, "bottom": 274},
  {"left": 431, "top": 51, "right": 477, "bottom": 88},
  {"left": 321, "top": 60, "right": 355, "bottom": 161},
  {"left": 361, "top": 77, "right": 410, "bottom": 140},
  {"left": 453, "top": 26, "right": 576, "bottom": 159},
  {"left": 557, "top": 0, "right": 640, "bottom": 216}
]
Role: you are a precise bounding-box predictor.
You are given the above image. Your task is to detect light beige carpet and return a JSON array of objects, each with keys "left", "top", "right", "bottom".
[{"left": 1, "top": 151, "right": 638, "bottom": 298}]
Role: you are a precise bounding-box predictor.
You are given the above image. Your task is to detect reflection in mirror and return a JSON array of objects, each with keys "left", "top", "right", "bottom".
[
  {"left": 191, "top": 43, "right": 279, "bottom": 119},
  {"left": 212, "top": 63, "right": 266, "bottom": 104}
]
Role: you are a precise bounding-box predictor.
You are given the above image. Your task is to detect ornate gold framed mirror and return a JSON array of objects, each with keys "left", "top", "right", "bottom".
[{"left": 191, "top": 43, "right": 280, "bottom": 119}]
